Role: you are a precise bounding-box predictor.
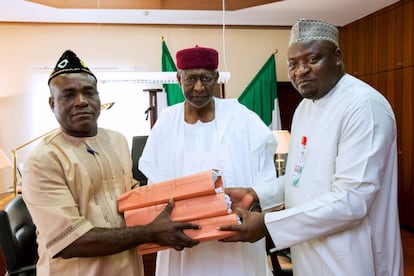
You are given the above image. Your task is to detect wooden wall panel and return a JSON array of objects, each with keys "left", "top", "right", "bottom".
[
  {"left": 403, "top": 1, "right": 414, "bottom": 66},
  {"left": 277, "top": 82, "right": 302, "bottom": 131},
  {"left": 399, "top": 67, "right": 414, "bottom": 227},
  {"left": 340, "top": 0, "right": 414, "bottom": 229}
]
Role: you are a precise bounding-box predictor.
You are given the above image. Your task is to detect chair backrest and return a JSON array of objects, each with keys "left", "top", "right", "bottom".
[
  {"left": 131, "top": 136, "right": 148, "bottom": 186},
  {"left": 0, "top": 195, "right": 37, "bottom": 275}
]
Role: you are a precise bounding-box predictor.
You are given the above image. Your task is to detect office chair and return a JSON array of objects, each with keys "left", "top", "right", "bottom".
[
  {"left": 131, "top": 136, "right": 149, "bottom": 186},
  {"left": 0, "top": 195, "right": 37, "bottom": 276}
]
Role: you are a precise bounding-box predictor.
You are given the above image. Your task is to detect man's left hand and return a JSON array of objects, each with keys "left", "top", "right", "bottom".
[{"left": 225, "top": 187, "right": 259, "bottom": 211}]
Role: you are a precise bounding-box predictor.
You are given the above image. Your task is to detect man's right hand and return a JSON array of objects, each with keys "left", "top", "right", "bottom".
[
  {"left": 219, "top": 208, "right": 267, "bottom": 243},
  {"left": 147, "top": 199, "right": 200, "bottom": 251}
]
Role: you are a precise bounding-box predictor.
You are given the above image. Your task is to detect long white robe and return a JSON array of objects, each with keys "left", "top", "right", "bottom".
[
  {"left": 265, "top": 74, "right": 403, "bottom": 276},
  {"left": 139, "top": 98, "right": 282, "bottom": 276}
]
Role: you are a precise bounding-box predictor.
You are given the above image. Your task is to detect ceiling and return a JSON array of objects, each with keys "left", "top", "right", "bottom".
[
  {"left": 25, "top": 0, "right": 283, "bottom": 11},
  {"left": 1, "top": 0, "right": 399, "bottom": 27}
]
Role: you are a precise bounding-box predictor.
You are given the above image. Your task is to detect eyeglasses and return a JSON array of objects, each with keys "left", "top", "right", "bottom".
[{"left": 181, "top": 74, "right": 216, "bottom": 86}]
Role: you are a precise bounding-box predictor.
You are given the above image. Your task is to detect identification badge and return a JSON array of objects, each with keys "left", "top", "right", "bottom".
[{"left": 292, "top": 136, "right": 307, "bottom": 187}]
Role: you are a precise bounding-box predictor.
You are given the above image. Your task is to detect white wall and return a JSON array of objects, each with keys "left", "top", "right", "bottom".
[{"left": 0, "top": 23, "right": 291, "bottom": 191}]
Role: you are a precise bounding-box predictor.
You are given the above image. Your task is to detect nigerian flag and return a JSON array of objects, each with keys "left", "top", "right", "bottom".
[
  {"left": 162, "top": 40, "right": 184, "bottom": 106},
  {"left": 238, "top": 54, "right": 281, "bottom": 130}
]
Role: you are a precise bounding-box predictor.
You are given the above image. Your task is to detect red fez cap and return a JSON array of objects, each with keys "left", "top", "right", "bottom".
[{"left": 176, "top": 45, "right": 218, "bottom": 70}]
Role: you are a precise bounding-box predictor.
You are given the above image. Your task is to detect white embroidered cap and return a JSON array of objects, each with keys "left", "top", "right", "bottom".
[{"left": 289, "top": 19, "right": 339, "bottom": 46}]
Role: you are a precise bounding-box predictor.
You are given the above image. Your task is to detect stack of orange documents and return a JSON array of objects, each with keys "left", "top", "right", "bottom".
[{"left": 117, "top": 170, "right": 239, "bottom": 255}]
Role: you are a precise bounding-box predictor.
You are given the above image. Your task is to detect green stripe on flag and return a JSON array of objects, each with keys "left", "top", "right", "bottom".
[
  {"left": 238, "top": 54, "right": 278, "bottom": 126},
  {"left": 162, "top": 40, "right": 184, "bottom": 106}
]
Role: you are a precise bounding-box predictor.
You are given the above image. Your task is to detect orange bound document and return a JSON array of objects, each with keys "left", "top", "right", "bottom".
[
  {"left": 117, "top": 170, "right": 223, "bottom": 212},
  {"left": 137, "top": 213, "right": 240, "bottom": 255},
  {"left": 124, "top": 193, "right": 230, "bottom": 226}
]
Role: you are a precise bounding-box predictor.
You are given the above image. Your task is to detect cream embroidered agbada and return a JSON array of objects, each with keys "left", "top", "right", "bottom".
[{"left": 22, "top": 128, "right": 143, "bottom": 276}]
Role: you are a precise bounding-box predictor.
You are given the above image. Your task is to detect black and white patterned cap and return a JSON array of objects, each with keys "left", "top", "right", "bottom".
[
  {"left": 48, "top": 50, "right": 96, "bottom": 84},
  {"left": 289, "top": 19, "right": 338, "bottom": 46}
]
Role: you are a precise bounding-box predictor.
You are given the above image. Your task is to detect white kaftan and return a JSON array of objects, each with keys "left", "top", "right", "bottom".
[
  {"left": 139, "top": 98, "right": 282, "bottom": 276},
  {"left": 265, "top": 74, "right": 403, "bottom": 276}
]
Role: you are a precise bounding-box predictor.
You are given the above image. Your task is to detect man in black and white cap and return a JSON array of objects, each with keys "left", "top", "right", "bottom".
[
  {"left": 220, "top": 19, "right": 404, "bottom": 276},
  {"left": 22, "top": 50, "right": 199, "bottom": 276}
]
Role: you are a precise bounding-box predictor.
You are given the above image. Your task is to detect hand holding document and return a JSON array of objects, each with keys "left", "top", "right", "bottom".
[
  {"left": 224, "top": 187, "right": 259, "bottom": 211},
  {"left": 219, "top": 208, "right": 267, "bottom": 243},
  {"left": 143, "top": 199, "right": 200, "bottom": 252},
  {"left": 117, "top": 170, "right": 240, "bottom": 254}
]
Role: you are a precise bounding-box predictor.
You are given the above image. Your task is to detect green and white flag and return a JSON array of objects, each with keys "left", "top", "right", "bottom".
[
  {"left": 238, "top": 54, "right": 281, "bottom": 130},
  {"left": 161, "top": 40, "right": 184, "bottom": 106}
]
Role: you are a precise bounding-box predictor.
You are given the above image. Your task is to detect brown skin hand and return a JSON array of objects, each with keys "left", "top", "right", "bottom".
[
  {"left": 56, "top": 200, "right": 199, "bottom": 258},
  {"left": 219, "top": 208, "right": 267, "bottom": 243},
  {"left": 220, "top": 188, "right": 265, "bottom": 243},
  {"left": 225, "top": 187, "right": 259, "bottom": 212}
]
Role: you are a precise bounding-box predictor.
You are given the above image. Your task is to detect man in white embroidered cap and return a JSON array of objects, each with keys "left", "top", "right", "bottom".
[{"left": 220, "top": 19, "right": 404, "bottom": 275}]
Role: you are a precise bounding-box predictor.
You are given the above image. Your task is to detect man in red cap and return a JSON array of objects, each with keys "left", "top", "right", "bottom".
[{"left": 139, "top": 45, "right": 281, "bottom": 276}]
